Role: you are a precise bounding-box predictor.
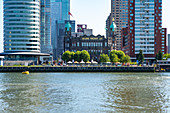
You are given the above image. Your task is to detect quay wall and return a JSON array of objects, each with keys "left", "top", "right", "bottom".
[{"left": 0, "top": 66, "right": 155, "bottom": 72}]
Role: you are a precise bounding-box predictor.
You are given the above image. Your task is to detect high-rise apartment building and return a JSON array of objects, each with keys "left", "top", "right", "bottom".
[
  {"left": 121, "top": 0, "right": 167, "bottom": 61},
  {"left": 1, "top": 0, "right": 50, "bottom": 64},
  {"left": 3, "top": 0, "right": 41, "bottom": 53},
  {"left": 111, "top": 0, "right": 129, "bottom": 50}
]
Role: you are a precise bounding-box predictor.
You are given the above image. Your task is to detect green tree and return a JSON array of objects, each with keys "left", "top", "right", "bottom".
[
  {"left": 112, "top": 54, "right": 119, "bottom": 63},
  {"left": 100, "top": 54, "right": 110, "bottom": 63},
  {"left": 163, "top": 53, "right": 168, "bottom": 59},
  {"left": 136, "top": 50, "right": 144, "bottom": 64},
  {"left": 110, "top": 50, "right": 117, "bottom": 55},
  {"left": 110, "top": 50, "right": 125, "bottom": 62},
  {"left": 122, "top": 55, "right": 131, "bottom": 63},
  {"left": 80, "top": 50, "right": 90, "bottom": 62},
  {"left": 62, "top": 51, "right": 72, "bottom": 62},
  {"left": 116, "top": 50, "right": 125, "bottom": 59},
  {"left": 110, "top": 53, "right": 119, "bottom": 63},
  {"left": 163, "top": 53, "right": 170, "bottom": 60},
  {"left": 74, "top": 51, "right": 81, "bottom": 62},
  {"left": 158, "top": 50, "right": 163, "bottom": 60},
  {"left": 71, "top": 52, "right": 75, "bottom": 61},
  {"left": 110, "top": 50, "right": 117, "bottom": 62},
  {"left": 166, "top": 54, "right": 170, "bottom": 60}
]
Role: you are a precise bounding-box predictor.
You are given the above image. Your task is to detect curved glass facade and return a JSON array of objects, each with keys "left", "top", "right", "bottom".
[{"left": 3, "top": 0, "right": 40, "bottom": 53}]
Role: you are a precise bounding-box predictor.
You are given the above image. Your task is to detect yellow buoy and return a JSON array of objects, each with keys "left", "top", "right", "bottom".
[{"left": 22, "top": 71, "right": 29, "bottom": 74}]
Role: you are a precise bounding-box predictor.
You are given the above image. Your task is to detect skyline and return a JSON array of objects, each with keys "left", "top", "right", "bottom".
[{"left": 0, "top": 0, "right": 170, "bottom": 52}]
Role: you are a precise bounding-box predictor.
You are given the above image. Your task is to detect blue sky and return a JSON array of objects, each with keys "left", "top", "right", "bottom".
[{"left": 0, "top": 0, "right": 170, "bottom": 52}]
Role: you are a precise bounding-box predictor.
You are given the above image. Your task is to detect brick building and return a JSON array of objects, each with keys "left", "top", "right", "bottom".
[{"left": 64, "top": 22, "right": 113, "bottom": 61}]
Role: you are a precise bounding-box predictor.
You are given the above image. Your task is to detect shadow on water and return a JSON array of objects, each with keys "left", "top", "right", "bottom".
[{"left": 101, "top": 73, "right": 170, "bottom": 112}]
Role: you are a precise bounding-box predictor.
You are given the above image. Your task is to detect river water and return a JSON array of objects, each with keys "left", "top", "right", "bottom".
[{"left": 0, "top": 72, "right": 169, "bottom": 113}]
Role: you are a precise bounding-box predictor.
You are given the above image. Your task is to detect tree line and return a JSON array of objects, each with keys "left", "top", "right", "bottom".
[
  {"left": 100, "top": 50, "right": 131, "bottom": 63},
  {"left": 62, "top": 50, "right": 90, "bottom": 62},
  {"left": 62, "top": 50, "right": 131, "bottom": 63},
  {"left": 62, "top": 49, "right": 168, "bottom": 64}
]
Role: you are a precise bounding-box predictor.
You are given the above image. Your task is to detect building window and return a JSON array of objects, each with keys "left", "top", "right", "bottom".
[{"left": 105, "top": 42, "right": 107, "bottom": 47}]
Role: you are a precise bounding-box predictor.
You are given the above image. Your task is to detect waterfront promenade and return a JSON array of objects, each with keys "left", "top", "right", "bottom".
[{"left": 0, "top": 66, "right": 155, "bottom": 72}]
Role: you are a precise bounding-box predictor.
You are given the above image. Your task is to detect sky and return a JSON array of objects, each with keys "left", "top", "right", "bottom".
[{"left": 0, "top": 0, "right": 170, "bottom": 52}]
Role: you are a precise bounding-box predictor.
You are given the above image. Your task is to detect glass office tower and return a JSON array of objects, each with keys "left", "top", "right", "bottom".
[
  {"left": 40, "top": 0, "right": 52, "bottom": 54},
  {"left": 51, "top": 0, "right": 71, "bottom": 59},
  {"left": 62, "top": 0, "right": 70, "bottom": 21}
]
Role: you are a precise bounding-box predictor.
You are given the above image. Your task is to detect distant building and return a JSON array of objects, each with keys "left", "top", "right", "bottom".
[
  {"left": 162, "top": 28, "right": 167, "bottom": 54},
  {"left": 64, "top": 23, "right": 113, "bottom": 61},
  {"left": 121, "top": 0, "right": 166, "bottom": 61},
  {"left": 54, "top": 20, "right": 75, "bottom": 59},
  {"left": 76, "top": 24, "right": 93, "bottom": 36},
  {"left": 168, "top": 34, "right": 170, "bottom": 54},
  {"left": 106, "top": 13, "right": 111, "bottom": 38},
  {"left": 110, "top": 0, "right": 128, "bottom": 50},
  {"left": 71, "top": 32, "right": 84, "bottom": 37},
  {"left": 51, "top": 0, "right": 71, "bottom": 60},
  {"left": 83, "top": 29, "right": 93, "bottom": 36},
  {"left": 77, "top": 24, "right": 87, "bottom": 32},
  {"left": 40, "top": 0, "right": 53, "bottom": 54}
]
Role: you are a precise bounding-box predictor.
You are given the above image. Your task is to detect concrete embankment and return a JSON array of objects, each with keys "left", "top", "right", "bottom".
[{"left": 0, "top": 66, "right": 155, "bottom": 72}]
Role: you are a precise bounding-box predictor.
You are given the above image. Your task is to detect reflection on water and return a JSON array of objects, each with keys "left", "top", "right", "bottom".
[{"left": 0, "top": 73, "right": 169, "bottom": 112}]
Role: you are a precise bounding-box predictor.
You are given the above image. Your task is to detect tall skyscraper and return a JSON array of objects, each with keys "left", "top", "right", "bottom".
[
  {"left": 40, "top": 0, "right": 52, "bottom": 54},
  {"left": 51, "top": 0, "right": 62, "bottom": 60},
  {"left": 111, "top": 0, "right": 129, "bottom": 50},
  {"left": 1, "top": 0, "right": 51, "bottom": 64},
  {"left": 51, "top": 0, "right": 72, "bottom": 60},
  {"left": 121, "top": 0, "right": 167, "bottom": 60},
  {"left": 3, "top": 0, "right": 41, "bottom": 53},
  {"left": 62, "top": 0, "right": 70, "bottom": 21}
]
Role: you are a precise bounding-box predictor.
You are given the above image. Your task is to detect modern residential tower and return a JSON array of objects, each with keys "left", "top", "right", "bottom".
[
  {"left": 121, "top": 0, "right": 167, "bottom": 60},
  {"left": 3, "top": 0, "right": 41, "bottom": 53},
  {"left": 1, "top": 0, "right": 51, "bottom": 65}
]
